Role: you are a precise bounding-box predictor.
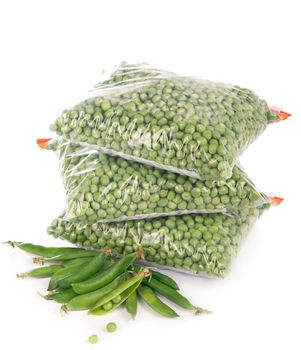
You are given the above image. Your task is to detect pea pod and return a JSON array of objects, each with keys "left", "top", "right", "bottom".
[
  {"left": 125, "top": 290, "right": 138, "bottom": 319},
  {"left": 151, "top": 270, "right": 179, "bottom": 290},
  {"left": 137, "top": 285, "right": 179, "bottom": 318},
  {"left": 89, "top": 279, "right": 142, "bottom": 316},
  {"left": 72, "top": 252, "right": 136, "bottom": 294},
  {"left": 143, "top": 278, "right": 195, "bottom": 310},
  {"left": 42, "top": 288, "right": 78, "bottom": 303},
  {"left": 58, "top": 253, "right": 106, "bottom": 288},
  {"left": 90, "top": 271, "right": 145, "bottom": 311},
  {"left": 17, "top": 265, "right": 63, "bottom": 278},
  {"left": 4, "top": 241, "right": 83, "bottom": 258},
  {"left": 62, "top": 257, "right": 94, "bottom": 267},
  {"left": 36, "top": 249, "right": 98, "bottom": 263},
  {"left": 48, "top": 258, "right": 92, "bottom": 291},
  {"left": 66, "top": 274, "right": 126, "bottom": 311}
]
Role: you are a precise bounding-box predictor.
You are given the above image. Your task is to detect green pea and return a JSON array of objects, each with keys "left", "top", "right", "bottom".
[
  {"left": 106, "top": 322, "right": 117, "bottom": 332},
  {"left": 88, "top": 334, "right": 98, "bottom": 344}
]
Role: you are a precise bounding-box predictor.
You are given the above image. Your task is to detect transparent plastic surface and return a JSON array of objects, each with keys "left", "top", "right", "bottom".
[
  {"left": 50, "top": 63, "right": 279, "bottom": 180},
  {"left": 44, "top": 138, "right": 269, "bottom": 224},
  {"left": 47, "top": 204, "right": 270, "bottom": 278}
]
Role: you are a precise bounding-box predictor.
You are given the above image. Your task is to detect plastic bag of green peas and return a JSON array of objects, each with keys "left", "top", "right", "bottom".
[
  {"left": 50, "top": 62, "right": 284, "bottom": 181},
  {"left": 40, "top": 138, "right": 271, "bottom": 224},
  {"left": 47, "top": 204, "right": 270, "bottom": 278}
]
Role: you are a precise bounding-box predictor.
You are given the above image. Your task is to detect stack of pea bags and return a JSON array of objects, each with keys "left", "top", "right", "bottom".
[{"left": 43, "top": 62, "right": 288, "bottom": 278}]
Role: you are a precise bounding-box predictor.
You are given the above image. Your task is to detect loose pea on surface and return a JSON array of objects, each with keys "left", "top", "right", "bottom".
[
  {"left": 88, "top": 334, "right": 98, "bottom": 344},
  {"left": 106, "top": 322, "right": 117, "bottom": 333}
]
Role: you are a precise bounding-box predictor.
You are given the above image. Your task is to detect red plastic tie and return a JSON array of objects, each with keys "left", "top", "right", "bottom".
[
  {"left": 36, "top": 138, "right": 52, "bottom": 149},
  {"left": 269, "top": 106, "right": 292, "bottom": 120},
  {"left": 268, "top": 196, "right": 284, "bottom": 206}
]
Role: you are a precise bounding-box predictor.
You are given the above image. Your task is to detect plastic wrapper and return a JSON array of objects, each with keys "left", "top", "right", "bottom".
[
  {"left": 50, "top": 63, "right": 282, "bottom": 180},
  {"left": 47, "top": 204, "right": 270, "bottom": 278},
  {"left": 41, "top": 138, "right": 270, "bottom": 224}
]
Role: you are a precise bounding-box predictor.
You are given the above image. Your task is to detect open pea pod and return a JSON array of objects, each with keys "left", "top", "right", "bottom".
[
  {"left": 89, "top": 280, "right": 142, "bottom": 316},
  {"left": 89, "top": 270, "right": 147, "bottom": 315}
]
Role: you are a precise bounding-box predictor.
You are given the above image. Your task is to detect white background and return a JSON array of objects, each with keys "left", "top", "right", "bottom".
[{"left": 0, "top": 1, "right": 300, "bottom": 349}]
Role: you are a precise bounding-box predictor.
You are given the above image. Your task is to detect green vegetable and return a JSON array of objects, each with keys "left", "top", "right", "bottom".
[
  {"left": 125, "top": 290, "right": 138, "bottom": 319},
  {"left": 40, "top": 249, "right": 98, "bottom": 263},
  {"left": 50, "top": 63, "right": 278, "bottom": 181},
  {"left": 106, "top": 322, "right": 117, "bottom": 332},
  {"left": 89, "top": 280, "right": 142, "bottom": 316},
  {"left": 42, "top": 288, "right": 78, "bottom": 303},
  {"left": 88, "top": 335, "right": 98, "bottom": 344},
  {"left": 48, "top": 205, "right": 269, "bottom": 277},
  {"left": 151, "top": 270, "right": 179, "bottom": 290},
  {"left": 58, "top": 252, "right": 106, "bottom": 288},
  {"left": 143, "top": 278, "right": 194, "bottom": 310},
  {"left": 46, "top": 139, "right": 268, "bottom": 224},
  {"left": 4, "top": 241, "right": 82, "bottom": 258},
  {"left": 17, "top": 265, "right": 63, "bottom": 278},
  {"left": 48, "top": 258, "right": 92, "bottom": 290},
  {"left": 89, "top": 270, "right": 146, "bottom": 310},
  {"left": 137, "top": 285, "right": 179, "bottom": 318},
  {"left": 72, "top": 253, "right": 137, "bottom": 294},
  {"left": 66, "top": 274, "right": 126, "bottom": 311}
]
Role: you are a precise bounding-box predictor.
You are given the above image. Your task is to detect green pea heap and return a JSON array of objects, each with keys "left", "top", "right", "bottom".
[
  {"left": 50, "top": 63, "right": 279, "bottom": 180},
  {"left": 45, "top": 139, "right": 268, "bottom": 223},
  {"left": 7, "top": 242, "right": 210, "bottom": 319}
]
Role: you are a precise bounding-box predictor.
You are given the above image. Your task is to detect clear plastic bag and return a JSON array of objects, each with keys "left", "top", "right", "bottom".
[
  {"left": 50, "top": 63, "right": 282, "bottom": 180},
  {"left": 47, "top": 204, "right": 270, "bottom": 278},
  {"left": 40, "top": 138, "right": 270, "bottom": 224}
]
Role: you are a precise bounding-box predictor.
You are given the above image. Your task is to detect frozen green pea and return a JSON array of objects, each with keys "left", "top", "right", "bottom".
[{"left": 51, "top": 63, "right": 276, "bottom": 181}]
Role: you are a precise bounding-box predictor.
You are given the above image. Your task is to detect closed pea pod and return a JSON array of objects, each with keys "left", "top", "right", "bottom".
[
  {"left": 42, "top": 288, "right": 78, "bottom": 304},
  {"left": 17, "top": 265, "right": 63, "bottom": 278},
  {"left": 72, "top": 252, "right": 136, "bottom": 294},
  {"left": 4, "top": 241, "right": 84, "bottom": 258},
  {"left": 143, "top": 278, "right": 210, "bottom": 314},
  {"left": 66, "top": 274, "right": 126, "bottom": 311},
  {"left": 48, "top": 257, "right": 93, "bottom": 290},
  {"left": 150, "top": 270, "right": 179, "bottom": 290},
  {"left": 62, "top": 257, "right": 95, "bottom": 267},
  {"left": 125, "top": 290, "right": 138, "bottom": 319},
  {"left": 57, "top": 253, "right": 106, "bottom": 288},
  {"left": 37, "top": 249, "right": 98, "bottom": 263},
  {"left": 137, "top": 285, "right": 179, "bottom": 318}
]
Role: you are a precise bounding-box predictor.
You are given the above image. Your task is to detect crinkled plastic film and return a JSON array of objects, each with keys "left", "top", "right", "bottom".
[
  {"left": 44, "top": 138, "right": 269, "bottom": 224},
  {"left": 50, "top": 63, "right": 280, "bottom": 180},
  {"left": 47, "top": 204, "right": 270, "bottom": 278}
]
